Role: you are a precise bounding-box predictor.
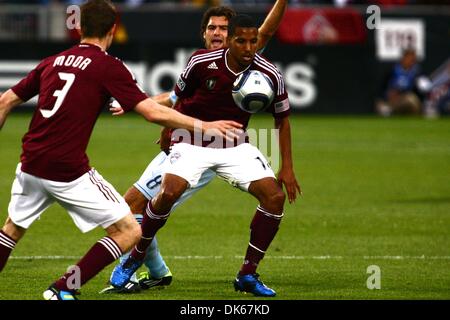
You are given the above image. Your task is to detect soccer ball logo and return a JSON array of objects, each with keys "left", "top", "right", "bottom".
[{"left": 232, "top": 70, "right": 275, "bottom": 114}]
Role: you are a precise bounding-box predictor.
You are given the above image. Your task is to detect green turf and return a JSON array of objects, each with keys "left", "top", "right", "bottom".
[{"left": 0, "top": 113, "right": 449, "bottom": 300}]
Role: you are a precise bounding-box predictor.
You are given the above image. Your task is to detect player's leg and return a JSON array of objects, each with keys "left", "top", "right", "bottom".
[
  {"left": 216, "top": 143, "right": 284, "bottom": 297},
  {"left": 133, "top": 144, "right": 211, "bottom": 262},
  {"left": 0, "top": 217, "right": 26, "bottom": 271},
  {"left": 43, "top": 169, "right": 141, "bottom": 300},
  {"left": 102, "top": 151, "right": 176, "bottom": 293},
  {"left": 244, "top": 177, "right": 285, "bottom": 270},
  {"left": 129, "top": 152, "right": 171, "bottom": 280},
  {"left": 110, "top": 173, "right": 188, "bottom": 288},
  {"left": 233, "top": 177, "right": 284, "bottom": 297},
  {"left": 133, "top": 169, "right": 217, "bottom": 290},
  {"left": 126, "top": 186, "right": 170, "bottom": 281},
  {"left": 1, "top": 164, "right": 53, "bottom": 272},
  {"left": 110, "top": 143, "right": 209, "bottom": 288},
  {"left": 136, "top": 169, "right": 216, "bottom": 289}
]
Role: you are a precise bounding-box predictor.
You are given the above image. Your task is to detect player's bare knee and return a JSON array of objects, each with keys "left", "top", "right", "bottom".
[
  {"left": 261, "top": 190, "right": 285, "bottom": 214},
  {"left": 124, "top": 187, "right": 147, "bottom": 214},
  {"left": 118, "top": 221, "right": 141, "bottom": 252},
  {"left": 127, "top": 220, "right": 142, "bottom": 243},
  {"left": 272, "top": 190, "right": 286, "bottom": 207},
  {"left": 159, "top": 187, "right": 182, "bottom": 207},
  {"left": 108, "top": 214, "right": 141, "bottom": 248}
]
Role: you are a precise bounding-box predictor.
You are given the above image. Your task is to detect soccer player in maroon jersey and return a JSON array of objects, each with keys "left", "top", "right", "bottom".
[
  {"left": 102, "top": 2, "right": 288, "bottom": 294},
  {"left": 111, "top": 14, "right": 301, "bottom": 297},
  {"left": 0, "top": 0, "right": 240, "bottom": 300}
]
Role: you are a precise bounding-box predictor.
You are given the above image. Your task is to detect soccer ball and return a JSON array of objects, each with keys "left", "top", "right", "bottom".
[{"left": 232, "top": 70, "right": 275, "bottom": 113}]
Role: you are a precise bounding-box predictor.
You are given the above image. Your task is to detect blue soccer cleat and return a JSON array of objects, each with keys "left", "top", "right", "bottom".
[
  {"left": 233, "top": 273, "right": 276, "bottom": 297},
  {"left": 43, "top": 284, "right": 78, "bottom": 300},
  {"left": 110, "top": 256, "right": 143, "bottom": 289}
]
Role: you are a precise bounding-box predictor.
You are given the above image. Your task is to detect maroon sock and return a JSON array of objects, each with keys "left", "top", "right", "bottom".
[
  {"left": 0, "top": 230, "right": 16, "bottom": 272},
  {"left": 240, "top": 206, "right": 283, "bottom": 275},
  {"left": 54, "top": 236, "right": 122, "bottom": 291},
  {"left": 130, "top": 201, "right": 170, "bottom": 261}
]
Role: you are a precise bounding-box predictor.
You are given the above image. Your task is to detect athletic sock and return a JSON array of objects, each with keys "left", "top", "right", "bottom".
[
  {"left": 239, "top": 206, "right": 283, "bottom": 275},
  {"left": 144, "top": 237, "right": 170, "bottom": 278},
  {"left": 0, "top": 230, "right": 16, "bottom": 272},
  {"left": 55, "top": 236, "right": 122, "bottom": 291},
  {"left": 131, "top": 201, "right": 170, "bottom": 261}
]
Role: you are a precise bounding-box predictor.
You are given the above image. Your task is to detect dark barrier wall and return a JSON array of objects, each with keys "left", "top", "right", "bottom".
[{"left": 0, "top": 41, "right": 377, "bottom": 113}]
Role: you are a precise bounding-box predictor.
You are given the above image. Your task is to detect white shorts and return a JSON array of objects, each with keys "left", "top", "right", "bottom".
[
  {"left": 8, "top": 164, "right": 130, "bottom": 233},
  {"left": 165, "top": 143, "right": 275, "bottom": 191},
  {"left": 134, "top": 151, "right": 215, "bottom": 211}
]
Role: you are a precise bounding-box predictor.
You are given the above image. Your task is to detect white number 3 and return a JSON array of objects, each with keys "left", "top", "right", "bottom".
[{"left": 40, "top": 72, "right": 75, "bottom": 118}]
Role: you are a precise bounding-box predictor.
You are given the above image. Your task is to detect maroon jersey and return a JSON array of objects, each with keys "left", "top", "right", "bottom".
[
  {"left": 173, "top": 48, "right": 290, "bottom": 147},
  {"left": 11, "top": 43, "right": 148, "bottom": 182}
]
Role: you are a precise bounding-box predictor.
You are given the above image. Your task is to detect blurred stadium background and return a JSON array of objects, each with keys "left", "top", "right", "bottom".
[{"left": 0, "top": 1, "right": 449, "bottom": 300}]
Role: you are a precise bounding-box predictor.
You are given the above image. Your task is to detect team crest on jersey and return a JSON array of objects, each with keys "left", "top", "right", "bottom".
[
  {"left": 205, "top": 77, "right": 217, "bottom": 90},
  {"left": 176, "top": 77, "right": 186, "bottom": 91},
  {"left": 169, "top": 151, "right": 181, "bottom": 164}
]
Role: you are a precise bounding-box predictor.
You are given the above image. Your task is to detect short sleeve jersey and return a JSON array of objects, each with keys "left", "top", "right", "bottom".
[
  {"left": 11, "top": 43, "right": 148, "bottom": 182},
  {"left": 173, "top": 48, "right": 290, "bottom": 146}
]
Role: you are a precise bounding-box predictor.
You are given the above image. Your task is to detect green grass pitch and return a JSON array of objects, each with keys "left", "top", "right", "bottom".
[{"left": 0, "top": 112, "right": 449, "bottom": 300}]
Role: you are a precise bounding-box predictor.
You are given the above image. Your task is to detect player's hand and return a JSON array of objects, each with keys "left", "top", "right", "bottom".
[
  {"left": 277, "top": 167, "right": 302, "bottom": 203},
  {"left": 203, "top": 120, "right": 244, "bottom": 142},
  {"left": 157, "top": 127, "right": 172, "bottom": 153},
  {"left": 109, "top": 99, "right": 125, "bottom": 116}
]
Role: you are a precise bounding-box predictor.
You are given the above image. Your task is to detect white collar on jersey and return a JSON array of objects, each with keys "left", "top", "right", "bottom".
[
  {"left": 225, "top": 49, "right": 252, "bottom": 76},
  {"left": 79, "top": 42, "right": 104, "bottom": 52}
]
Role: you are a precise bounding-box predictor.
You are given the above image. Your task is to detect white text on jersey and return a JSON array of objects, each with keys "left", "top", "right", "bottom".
[{"left": 53, "top": 55, "right": 92, "bottom": 70}]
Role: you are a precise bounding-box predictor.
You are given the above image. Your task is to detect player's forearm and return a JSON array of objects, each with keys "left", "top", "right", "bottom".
[
  {"left": 0, "top": 89, "right": 22, "bottom": 130},
  {"left": 257, "top": 0, "right": 287, "bottom": 50},
  {"left": 275, "top": 117, "right": 294, "bottom": 170},
  {"left": 135, "top": 98, "right": 202, "bottom": 132}
]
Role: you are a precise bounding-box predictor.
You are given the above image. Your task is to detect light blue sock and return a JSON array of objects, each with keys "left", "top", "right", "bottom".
[{"left": 144, "top": 236, "right": 170, "bottom": 279}]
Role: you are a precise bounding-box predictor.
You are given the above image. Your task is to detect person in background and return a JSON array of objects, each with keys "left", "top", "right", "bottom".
[{"left": 376, "top": 48, "right": 428, "bottom": 117}]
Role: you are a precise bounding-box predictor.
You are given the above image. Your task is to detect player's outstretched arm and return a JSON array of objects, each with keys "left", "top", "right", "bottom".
[
  {"left": 134, "top": 97, "right": 243, "bottom": 141},
  {"left": 275, "top": 116, "right": 301, "bottom": 203},
  {"left": 257, "top": 0, "right": 288, "bottom": 51},
  {"left": 0, "top": 89, "right": 24, "bottom": 130},
  {"left": 152, "top": 91, "right": 178, "bottom": 151},
  {"left": 110, "top": 92, "right": 174, "bottom": 116}
]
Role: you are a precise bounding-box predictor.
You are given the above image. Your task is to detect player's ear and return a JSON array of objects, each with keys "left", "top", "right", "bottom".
[{"left": 110, "top": 23, "right": 117, "bottom": 36}]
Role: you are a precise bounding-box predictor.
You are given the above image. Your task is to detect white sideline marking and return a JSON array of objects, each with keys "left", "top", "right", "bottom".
[
  {"left": 10, "top": 255, "right": 450, "bottom": 260},
  {"left": 10, "top": 255, "right": 81, "bottom": 260},
  {"left": 363, "top": 255, "right": 450, "bottom": 260}
]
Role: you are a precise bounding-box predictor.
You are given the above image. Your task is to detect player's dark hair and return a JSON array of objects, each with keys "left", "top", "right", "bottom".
[
  {"left": 228, "top": 14, "right": 257, "bottom": 38},
  {"left": 200, "top": 6, "right": 236, "bottom": 40},
  {"left": 81, "top": 0, "right": 116, "bottom": 39}
]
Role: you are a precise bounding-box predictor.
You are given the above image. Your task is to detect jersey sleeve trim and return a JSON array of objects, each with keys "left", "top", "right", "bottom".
[{"left": 254, "top": 55, "right": 285, "bottom": 96}]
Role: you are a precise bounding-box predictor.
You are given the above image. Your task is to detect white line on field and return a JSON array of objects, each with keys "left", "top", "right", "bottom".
[
  {"left": 9, "top": 255, "right": 450, "bottom": 260},
  {"left": 363, "top": 255, "right": 450, "bottom": 260}
]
